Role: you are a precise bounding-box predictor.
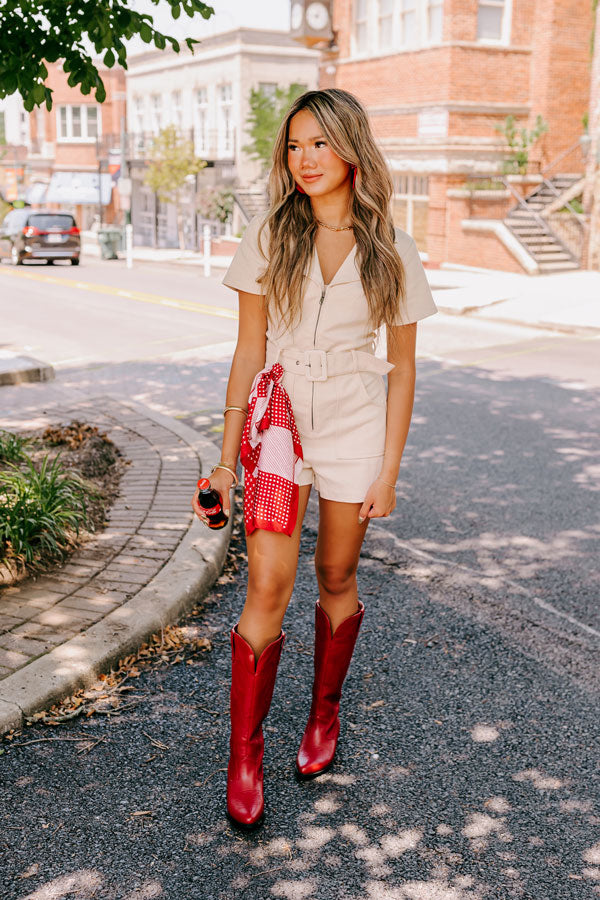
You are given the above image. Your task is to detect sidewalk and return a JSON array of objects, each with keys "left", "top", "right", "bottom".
[
  {"left": 428, "top": 266, "right": 600, "bottom": 335},
  {"left": 0, "top": 396, "right": 232, "bottom": 736}
]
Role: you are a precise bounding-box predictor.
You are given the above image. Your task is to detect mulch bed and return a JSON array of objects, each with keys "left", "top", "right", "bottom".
[{"left": 0, "top": 420, "right": 127, "bottom": 588}]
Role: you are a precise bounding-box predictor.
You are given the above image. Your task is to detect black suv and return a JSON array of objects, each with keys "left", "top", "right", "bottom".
[{"left": 0, "top": 209, "right": 81, "bottom": 265}]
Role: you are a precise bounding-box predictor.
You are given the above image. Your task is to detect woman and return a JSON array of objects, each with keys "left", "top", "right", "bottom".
[{"left": 191, "top": 89, "right": 437, "bottom": 829}]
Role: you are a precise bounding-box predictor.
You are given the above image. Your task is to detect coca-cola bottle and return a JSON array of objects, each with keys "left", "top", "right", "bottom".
[{"left": 196, "top": 478, "right": 228, "bottom": 529}]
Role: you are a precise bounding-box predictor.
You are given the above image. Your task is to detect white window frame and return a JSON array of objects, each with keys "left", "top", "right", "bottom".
[
  {"left": 171, "top": 90, "right": 183, "bottom": 131},
  {"left": 350, "top": 0, "right": 446, "bottom": 58},
  {"left": 194, "top": 87, "right": 209, "bottom": 155},
  {"left": 216, "top": 83, "right": 234, "bottom": 156},
  {"left": 476, "top": 0, "right": 512, "bottom": 45},
  {"left": 427, "top": 0, "right": 444, "bottom": 43},
  {"left": 393, "top": 173, "right": 429, "bottom": 238},
  {"left": 150, "top": 94, "right": 162, "bottom": 134},
  {"left": 56, "top": 105, "right": 102, "bottom": 142}
]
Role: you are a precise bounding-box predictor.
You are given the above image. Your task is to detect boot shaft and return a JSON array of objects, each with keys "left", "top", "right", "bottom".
[
  {"left": 311, "top": 602, "right": 364, "bottom": 711},
  {"left": 229, "top": 627, "right": 285, "bottom": 749}
]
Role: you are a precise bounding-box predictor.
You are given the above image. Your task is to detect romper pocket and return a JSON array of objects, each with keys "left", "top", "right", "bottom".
[{"left": 334, "top": 372, "right": 387, "bottom": 460}]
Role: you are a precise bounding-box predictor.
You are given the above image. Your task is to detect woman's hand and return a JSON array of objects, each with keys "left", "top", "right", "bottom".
[
  {"left": 358, "top": 478, "right": 396, "bottom": 524},
  {"left": 191, "top": 468, "right": 236, "bottom": 527}
]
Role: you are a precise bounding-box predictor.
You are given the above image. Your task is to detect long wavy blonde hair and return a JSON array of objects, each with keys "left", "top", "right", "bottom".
[{"left": 256, "top": 88, "right": 405, "bottom": 334}]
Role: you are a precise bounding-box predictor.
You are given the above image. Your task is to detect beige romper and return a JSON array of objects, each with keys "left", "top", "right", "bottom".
[{"left": 222, "top": 214, "right": 437, "bottom": 503}]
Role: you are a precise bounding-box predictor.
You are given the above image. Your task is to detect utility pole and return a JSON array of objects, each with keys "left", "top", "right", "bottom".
[{"left": 584, "top": 0, "right": 600, "bottom": 270}]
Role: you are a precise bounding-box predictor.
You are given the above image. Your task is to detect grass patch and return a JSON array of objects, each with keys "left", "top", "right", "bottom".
[{"left": 0, "top": 428, "right": 32, "bottom": 464}]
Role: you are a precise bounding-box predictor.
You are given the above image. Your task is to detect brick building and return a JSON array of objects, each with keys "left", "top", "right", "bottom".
[
  {"left": 306, "top": 0, "right": 595, "bottom": 272},
  {"left": 14, "top": 63, "right": 126, "bottom": 229}
]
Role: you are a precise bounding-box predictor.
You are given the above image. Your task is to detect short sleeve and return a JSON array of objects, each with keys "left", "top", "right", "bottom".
[
  {"left": 221, "top": 214, "right": 268, "bottom": 295},
  {"left": 394, "top": 228, "right": 437, "bottom": 325}
]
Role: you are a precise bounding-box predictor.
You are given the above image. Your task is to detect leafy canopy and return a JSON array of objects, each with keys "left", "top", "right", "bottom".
[
  {"left": 0, "top": 0, "right": 215, "bottom": 111},
  {"left": 143, "top": 125, "right": 206, "bottom": 203},
  {"left": 243, "top": 83, "right": 307, "bottom": 170}
]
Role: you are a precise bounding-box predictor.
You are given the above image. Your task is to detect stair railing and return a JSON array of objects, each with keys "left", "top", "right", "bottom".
[
  {"left": 500, "top": 176, "right": 551, "bottom": 232},
  {"left": 500, "top": 176, "right": 580, "bottom": 264}
]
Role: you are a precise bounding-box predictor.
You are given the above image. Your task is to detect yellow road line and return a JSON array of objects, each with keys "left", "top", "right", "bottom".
[{"left": 0, "top": 267, "right": 238, "bottom": 320}]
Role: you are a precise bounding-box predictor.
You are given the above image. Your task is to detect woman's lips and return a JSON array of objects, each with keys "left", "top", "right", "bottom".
[{"left": 302, "top": 174, "right": 322, "bottom": 182}]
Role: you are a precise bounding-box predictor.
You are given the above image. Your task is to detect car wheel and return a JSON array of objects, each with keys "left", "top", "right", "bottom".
[
  {"left": 46, "top": 259, "right": 55, "bottom": 265},
  {"left": 11, "top": 246, "right": 22, "bottom": 266},
  {"left": 71, "top": 257, "right": 80, "bottom": 266}
]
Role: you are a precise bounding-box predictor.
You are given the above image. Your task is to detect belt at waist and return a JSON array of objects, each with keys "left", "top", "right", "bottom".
[{"left": 266, "top": 345, "right": 394, "bottom": 382}]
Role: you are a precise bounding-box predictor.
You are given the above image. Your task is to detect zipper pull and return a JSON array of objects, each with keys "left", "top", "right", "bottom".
[{"left": 319, "top": 287, "right": 326, "bottom": 304}]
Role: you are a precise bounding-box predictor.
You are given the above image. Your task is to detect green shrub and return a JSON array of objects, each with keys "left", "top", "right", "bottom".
[
  {"left": 0, "top": 453, "right": 98, "bottom": 573},
  {"left": 0, "top": 429, "right": 31, "bottom": 464}
]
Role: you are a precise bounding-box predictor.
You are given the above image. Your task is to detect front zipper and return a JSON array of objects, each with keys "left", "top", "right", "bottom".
[{"left": 311, "top": 286, "right": 326, "bottom": 431}]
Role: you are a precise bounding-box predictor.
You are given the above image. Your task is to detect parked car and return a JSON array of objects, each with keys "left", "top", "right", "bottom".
[{"left": 0, "top": 209, "right": 80, "bottom": 265}]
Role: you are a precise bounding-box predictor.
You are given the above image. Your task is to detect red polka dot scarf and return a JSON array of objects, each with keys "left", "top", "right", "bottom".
[{"left": 240, "top": 363, "right": 304, "bottom": 536}]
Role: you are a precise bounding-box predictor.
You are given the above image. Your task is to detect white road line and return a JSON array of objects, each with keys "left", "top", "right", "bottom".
[{"left": 369, "top": 524, "right": 600, "bottom": 642}]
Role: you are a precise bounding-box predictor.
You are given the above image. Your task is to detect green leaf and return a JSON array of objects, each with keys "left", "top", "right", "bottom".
[
  {"left": 104, "top": 48, "right": 115, "bottom": 67},
  {"left": 140, "top": 22, "right": 152, "bottom": 42}
]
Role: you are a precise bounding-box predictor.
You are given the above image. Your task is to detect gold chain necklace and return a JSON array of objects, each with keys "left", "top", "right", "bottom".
[{"left": 315, "top": 218, "right": 354, "bottom": 232}]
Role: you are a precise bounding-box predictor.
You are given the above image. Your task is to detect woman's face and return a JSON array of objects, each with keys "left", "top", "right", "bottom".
[{"left": 287, "top": 109, "right": 352, "bottom": 197}]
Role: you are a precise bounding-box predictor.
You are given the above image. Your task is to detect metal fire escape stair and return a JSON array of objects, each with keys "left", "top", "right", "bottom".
[
  {"left": 232, "top": 185, "right": 270, "bottom": 224},
  {"left": 503, "top": 175, "right": 582, "bottom": 273}
]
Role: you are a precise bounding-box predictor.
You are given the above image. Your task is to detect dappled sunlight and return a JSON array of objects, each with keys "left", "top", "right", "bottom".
[{"left": 18, "top": 870, "right": 103, "bottom": 899}]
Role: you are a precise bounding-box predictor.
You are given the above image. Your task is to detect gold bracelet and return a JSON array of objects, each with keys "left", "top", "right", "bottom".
[
  {"left": 210, "top": 463, "right": 239, "bottom": 487},
  {"left": 377, "top": 476, "right": 396, "bottom": 489},
  {"left": 223, "top": 406, "right": 248, "bottom": 416}
]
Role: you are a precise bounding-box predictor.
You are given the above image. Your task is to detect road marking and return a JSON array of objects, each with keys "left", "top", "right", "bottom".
[
  {"left": 0, "top": 267, "right": 238, "bottom": 320},
  {"left": 369, "top": 524, "right": 600, "bottom": 642}
]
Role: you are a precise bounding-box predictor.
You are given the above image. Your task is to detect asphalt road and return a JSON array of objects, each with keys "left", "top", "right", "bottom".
[{"left": 0, "top": 260, "right": 599, "bottom": 900}]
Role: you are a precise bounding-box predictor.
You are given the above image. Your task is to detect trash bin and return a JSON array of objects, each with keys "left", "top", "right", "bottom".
[{"left": 98, "top": 226, "right": 122, "bottom": 260}]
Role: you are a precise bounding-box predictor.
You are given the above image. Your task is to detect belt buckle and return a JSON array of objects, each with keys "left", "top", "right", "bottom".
[{"left": 304, "top": 349, "right": 328, "bottom": 382}]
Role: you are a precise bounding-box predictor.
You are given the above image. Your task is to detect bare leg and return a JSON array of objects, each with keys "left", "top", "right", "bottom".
[
  {"left": 314, "top": 497, "right": 369, "bottom": 633},
  {"left": 238, "top": 484, "right": 312, "bottom": 657}
]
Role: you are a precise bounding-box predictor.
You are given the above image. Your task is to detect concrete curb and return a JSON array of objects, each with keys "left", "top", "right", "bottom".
[
  {"left": 0, "top": 399, "right": 235, "bottom": 736},
  {"left": 0, "top": 351, "right": 54, "bottom": 386}
]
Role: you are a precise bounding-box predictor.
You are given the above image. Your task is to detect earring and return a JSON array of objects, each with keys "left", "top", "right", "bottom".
[
  {"left": 351, "top": 166, "right": 357, "bottom": 189},
  {"left": 296, "top": 183, "right": 306, "bottom": 194}
]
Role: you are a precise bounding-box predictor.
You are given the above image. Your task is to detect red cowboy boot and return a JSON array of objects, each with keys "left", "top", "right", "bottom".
[
  {"left": 227, "top": 626, "right": 285, "bottom": 828},
  {"left": 296, "top": 601, "right": 364, "bottom": 779}
]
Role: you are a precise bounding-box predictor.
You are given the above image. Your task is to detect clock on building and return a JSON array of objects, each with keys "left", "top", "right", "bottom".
[
  {"left": 290, "top": 0, "right": 333, "bottom": 46},
  {"left": 306, "top": 2, "right": 330, "bottom": 30}
]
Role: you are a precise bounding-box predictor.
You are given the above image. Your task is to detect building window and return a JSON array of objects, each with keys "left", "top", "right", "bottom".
[
  {"left": 195, "top": 87, "right": 208, "bottom": 155},
  {"left": 133, "top": 96, "right": 144, "bottom": 134},
  {"left": 427, "top": 0, "right": 443, "bottom": 42},
  {"left": 150, "top": 94, "right": 162, "bottom": 133},
  {"left": 258, "top": 82, "right": 277, "bottom": 101},
  {"left": 400, "top": 0, "right": 417, "bottom": 47},
  {"left": 477, "top": 0, "right": 508, "bottom": 41},
  {"left": 378, "top": 0, "right": 394, "bottom": 51},
  {"left": 393, "top": 173, "right": 429, "bottom": 251},
  {"left": 354, "top": 0, "right": 369, "bottom": 53},
  {"left": 171, "top": 90, "right": 183, "bottom": 130},
  {"left": 217, "top": 83, "right": 233, "bottom": 156},
  {"left": 56, "top": 105, "right": 101, "bottom": 141}
]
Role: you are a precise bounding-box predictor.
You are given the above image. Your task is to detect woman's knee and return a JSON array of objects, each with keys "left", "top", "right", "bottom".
[
  {"left": 246, "top": 570, "right": 293, "bottom": 613},
  {"left": 315, "top": 559, "right": 357, "bottom": 596}
]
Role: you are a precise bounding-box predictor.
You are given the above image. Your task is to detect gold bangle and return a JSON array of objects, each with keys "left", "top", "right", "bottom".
[
  {"left": 377, "top": 476, "right": 396, "bottom": 489},
  {"left": 223, "top": 406, "right": 248, "bottom": 416},
  {"left": 210, "top": 463, "right": 239, "bottom": 487}
]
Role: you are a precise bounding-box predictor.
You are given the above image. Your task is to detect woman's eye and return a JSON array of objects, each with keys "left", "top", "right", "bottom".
[{"left": 315, "top": 141, "right": 327, "bottom": 148}]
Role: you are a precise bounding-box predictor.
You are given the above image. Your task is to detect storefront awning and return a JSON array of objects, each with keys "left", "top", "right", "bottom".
[
  {"left": 25, "top": 182, "right": 48, "bottom": 204},
  {"left": 45, "top": 172, "right": 113, "bottom": 206}
]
